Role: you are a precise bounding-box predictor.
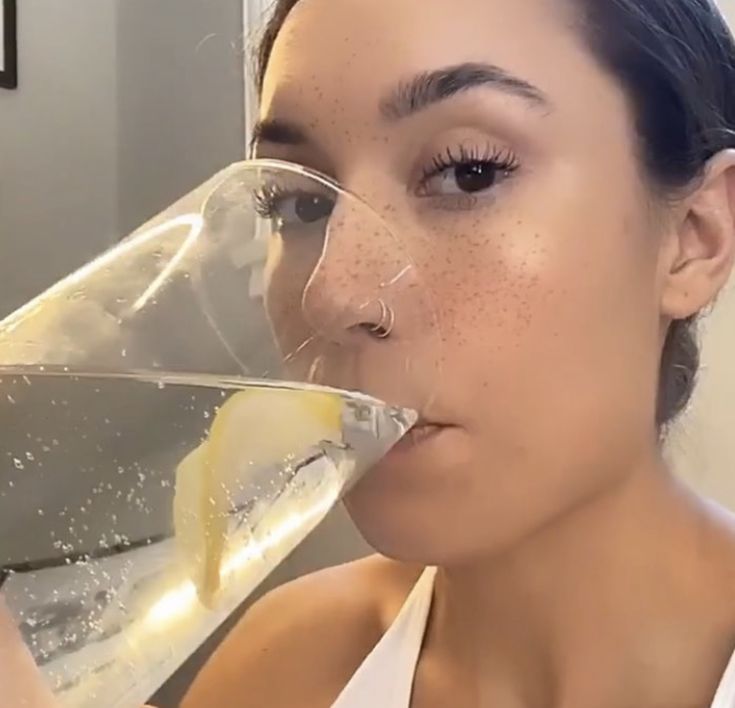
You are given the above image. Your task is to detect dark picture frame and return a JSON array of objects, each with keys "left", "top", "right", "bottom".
[{"left": 1, "top": 0, "right": 17, "bottom": 90}]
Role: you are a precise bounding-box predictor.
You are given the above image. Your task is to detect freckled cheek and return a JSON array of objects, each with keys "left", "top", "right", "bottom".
[{"left": 414, "top": 223, "right": 557, "bottom": 350}]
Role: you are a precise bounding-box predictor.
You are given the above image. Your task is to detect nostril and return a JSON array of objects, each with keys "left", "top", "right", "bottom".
[
  {"left": 360, "top": 300, "right": 395, "bottom": 339},
  {"left": 360, "top": 322, "right": 390, "bottom": 338}
]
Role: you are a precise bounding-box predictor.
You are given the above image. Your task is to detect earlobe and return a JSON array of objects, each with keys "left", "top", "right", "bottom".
[{"left": 660, "top": 149, "right": 735, "bottom": 320}]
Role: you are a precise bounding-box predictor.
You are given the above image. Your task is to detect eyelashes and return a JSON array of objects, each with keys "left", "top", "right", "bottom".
[
  {"left": 252, "top": 183, "right": 335, "bottom": 228},
  {"left": 423, "top": 144, "right": 520, "bottom": 181},
  {"left": 416, "top": 143, "right": 521, "bottom": 200},
  {"left": 250, "top": 141, "right": 521, "bottom": 226},
  {"left": 252, "top": 183, "right": 291, "bottom": 220}
]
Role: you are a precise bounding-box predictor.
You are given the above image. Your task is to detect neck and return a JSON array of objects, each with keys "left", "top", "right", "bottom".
[{"left": 428, "top": 452, "right": 735, "bottom": 707}]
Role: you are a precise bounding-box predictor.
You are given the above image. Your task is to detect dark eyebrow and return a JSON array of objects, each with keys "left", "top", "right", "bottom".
[
  {"left": 380, "top": 62, "right": 549, "bottom": 120},
  {"left": 250, "top": 119, "right": 309, "bottom": 153}
]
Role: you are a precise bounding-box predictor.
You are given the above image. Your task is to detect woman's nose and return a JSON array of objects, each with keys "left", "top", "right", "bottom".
[{"left": 301, "top": 198, "right": 407, "bottom": 344}]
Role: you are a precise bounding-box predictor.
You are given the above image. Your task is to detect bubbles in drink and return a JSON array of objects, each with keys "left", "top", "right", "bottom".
[{"left": 0, "top": 367, "right": 414, "bottom": 707}]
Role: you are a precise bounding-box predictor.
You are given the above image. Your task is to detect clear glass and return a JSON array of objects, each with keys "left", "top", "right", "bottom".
[{"left": 0, "top": 160, "right": 440, "bottom": 707}]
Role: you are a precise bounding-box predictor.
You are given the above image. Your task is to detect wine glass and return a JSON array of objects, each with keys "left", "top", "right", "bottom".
[{"left": 0, "top": 159, "right": 441, "bottom": 707}]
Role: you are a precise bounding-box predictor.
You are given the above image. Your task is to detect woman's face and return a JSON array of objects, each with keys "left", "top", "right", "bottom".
[{"left": 257, "top": 0, "right": 670, "bottom": 564}]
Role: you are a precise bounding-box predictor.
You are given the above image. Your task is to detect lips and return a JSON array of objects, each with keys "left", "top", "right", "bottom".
[
  {"left": 393, "top": 421, "right": 446, "bottom": 450},
  {"left": 409, "top": 422, "right": 443, "bottom": 441}
]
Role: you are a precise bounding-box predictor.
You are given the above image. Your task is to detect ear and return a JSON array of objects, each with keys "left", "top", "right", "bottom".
[{"left": 660, "top": 149, "right": 735, "bottom": 320}]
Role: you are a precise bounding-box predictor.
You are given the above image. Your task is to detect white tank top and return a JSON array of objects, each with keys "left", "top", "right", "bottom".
[{"left": 331, "top": 567, "right": 735, "bottom": 707}]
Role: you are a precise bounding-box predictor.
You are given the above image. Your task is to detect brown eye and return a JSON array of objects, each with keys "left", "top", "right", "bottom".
[
  {"left": 417, "top": 145, "right": 520, "bottom": 201},
  {"left": 420, "top": 161, "right": 500, "bottom": 196},
  {"left": 254, "top": 189, "right": 335, "bottom": 229},
  {"left": 292, "top": 194, "right": 334, "bottom": 223},
  {"left": 453, "top": 162, "right": 499, "bottom": 193}
]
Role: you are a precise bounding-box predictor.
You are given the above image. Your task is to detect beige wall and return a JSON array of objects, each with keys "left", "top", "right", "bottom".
[{"left": 669, "top": 278, "right": 735, "bottom": 509}]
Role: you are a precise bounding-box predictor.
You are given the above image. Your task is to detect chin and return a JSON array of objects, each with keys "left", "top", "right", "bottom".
[
  {"left": 344, "top": 455, "right": 595, "bottom": 569},
  {"left": 343, "top": 482, "right": 490, "bottom": 567},
  {"left": 342, "top": 434, "right": 482, "bottom": 565},
  {"left": 343, "top": 475, "right": 445, "bottom": 564},
  {"left": 346, "top": 506, "right": 532, "bottom": 569}
]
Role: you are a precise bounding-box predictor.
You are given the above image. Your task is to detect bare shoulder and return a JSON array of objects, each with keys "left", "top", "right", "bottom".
[{"left": 182, "top": 555, "right": 422, "bottom": 708}]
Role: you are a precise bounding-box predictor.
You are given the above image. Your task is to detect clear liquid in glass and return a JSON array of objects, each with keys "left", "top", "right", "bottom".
[{"left": 0, "top": 368, "right": 415, "bottom": 707}]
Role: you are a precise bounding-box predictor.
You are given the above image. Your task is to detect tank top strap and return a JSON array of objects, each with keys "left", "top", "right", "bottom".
[
  {"left": 711, "top": 644, "right": 735, "bottom": 707},
  {"left": 331, "top": 566, "right": 437, "bottom": 708},
  {"left": 331, "top": 568, "right": 735, "bottom": 707}
]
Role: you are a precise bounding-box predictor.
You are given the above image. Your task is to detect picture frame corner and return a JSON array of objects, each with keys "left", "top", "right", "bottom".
[{"left": 1, "top": 0, "right": 19, "bottom": 91}]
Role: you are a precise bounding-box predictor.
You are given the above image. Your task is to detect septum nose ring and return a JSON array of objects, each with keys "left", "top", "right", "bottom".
[{"left": 368, "top": 299, "right": 395, "bottom": 339}]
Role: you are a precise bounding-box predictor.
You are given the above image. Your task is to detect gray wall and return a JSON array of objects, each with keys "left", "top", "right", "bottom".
[
  {"left": 0, "top": 3, "right": 366, "bottom": 704},
  {"left": 0, "top": 1, "right": 119, "bottom": 318},
  {"left": 116, "top": 0, "right": 246, "bottom": 236},
  {"left": 0, "top": 0, "right": 247, "bottom": 318}
]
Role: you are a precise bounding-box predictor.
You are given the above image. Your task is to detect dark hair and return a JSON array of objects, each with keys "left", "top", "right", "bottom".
[{"left": 254, "top": 0, "right": 735, "bottom": 429}]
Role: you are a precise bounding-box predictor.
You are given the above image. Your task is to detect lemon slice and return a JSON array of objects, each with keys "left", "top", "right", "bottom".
[{"left": 174, "top": 387, "right": 344, "bottom": 607}]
